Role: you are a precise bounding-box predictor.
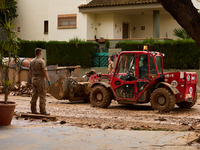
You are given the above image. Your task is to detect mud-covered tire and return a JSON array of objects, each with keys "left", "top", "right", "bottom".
[
  {"left": 90, "top": 85, "right": 112, "bottom": 108},
  {"left": 150, "top": 88, "right": 175, "bottom": 112},
  {"left": 176, "top": 92, "right": 197, "bottom": 109}
]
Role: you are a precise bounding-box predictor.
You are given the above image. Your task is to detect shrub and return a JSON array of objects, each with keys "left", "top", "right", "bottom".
[
  {"left": 17, "top": 40, "right": 95, "bottom": 67},
  {"left": 115, "top": 39, "right": 200, "bottom": 69},
  {"left": 46, "top": 41, "right": 94, "bottom": 67},
  {"left": 115, "top": 41, "right": 143, "bottom": 51},
  {"left": 69, "top": 37, "right": 85, "bottom": 43},
  {"left": 105, "top": 40, "right": 110, "bottom": 49},
  {"left": 19, "top": 40, "right": 46, "bottom": 58}
]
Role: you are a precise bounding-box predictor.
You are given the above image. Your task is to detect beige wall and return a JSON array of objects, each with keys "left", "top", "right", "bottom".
[
  {"left": 14, "top": 0, "right": 89, "bottom": 41},
  {"left": 113, "top": 14, "right": 132, "bottom": 39},
  {"left": 87, "top": 13, "right": 132, "bottom": 40},
  {"left": 131, "top": 15, "right": 153, "bottom": 38},
  {"left": 14, "top": 0, "right": 49, "bottom": 41},
  {"left": 48, "top": 0, "right": 87, "bottom": 41},
  {"left": 14, "top": 0, "right": 199, "bottom": 41},
  {"left": 87, "top": 13, "right": 96, "bottom": 39},
  {"left": 160, "top": 14, "right": 181, "bottom": 39},
  {"left": 92, "top": 13, "right": 182, "bottom": 40},
  {"left": 94, "top": 14, "right": 114, "bottom": 39},
  {"left": 90, "top": 12, "right": 180, "bottom": 40},
  {"left": 125, "top": 13, "right": 181, "bottom": 39}
]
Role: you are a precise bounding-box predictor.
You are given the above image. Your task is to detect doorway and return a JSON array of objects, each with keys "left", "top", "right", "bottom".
[{"left": 123, "top": 23, "right": 129, "bottom": 39}]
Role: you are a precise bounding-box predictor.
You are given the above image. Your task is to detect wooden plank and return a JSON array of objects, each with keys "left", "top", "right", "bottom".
[{"left": 20, "top": 113, "right": 57, "bottom": 121}]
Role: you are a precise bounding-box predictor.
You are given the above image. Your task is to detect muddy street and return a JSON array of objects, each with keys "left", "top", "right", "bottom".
[
  {"left": 2, "top": 94, "right": 200, "bottom": 149},
  {"left": 5, "top": 93, "right": 200, "bottom": 132}
]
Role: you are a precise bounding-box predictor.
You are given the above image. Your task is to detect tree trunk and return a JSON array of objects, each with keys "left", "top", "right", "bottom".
[
  {"left": 4, "top": 69, "right": 9, "bottom": 104},
  {"left": 159, "top": 0, "right": 200, "bottom": 46}
]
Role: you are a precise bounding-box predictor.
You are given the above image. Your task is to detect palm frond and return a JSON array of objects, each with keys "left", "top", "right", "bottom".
[{"left": 173, "top": 28, "right": 191, "bottom": 39}]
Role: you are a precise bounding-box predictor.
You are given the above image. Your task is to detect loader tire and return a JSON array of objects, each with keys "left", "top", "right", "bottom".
[
  {"left": 176, "top": 92, "right": 197, "bottom": 109},
  {"left": 150, "top": 88, "right": 175, "bottom": 112},
  {"left": 90, "top": 85, "right": 112, "bottom": 108}
]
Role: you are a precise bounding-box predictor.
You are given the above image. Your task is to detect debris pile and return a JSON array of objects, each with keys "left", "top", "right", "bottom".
[
  {"left": 10, "top": 81, "right": 32, "bottom": 97},
  {"left": 7, "top": 69, "right": 97, "bottom": 99},
  {"left": 79, "top": 69, "right": 96, "bottom": 82}
]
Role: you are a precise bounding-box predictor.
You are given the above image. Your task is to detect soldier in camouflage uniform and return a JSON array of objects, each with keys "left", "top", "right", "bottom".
[
  {"left": 29, "top": 48, "right": 51, "bottom": 115},
  {"left": 108, "top": 56, "right": 114, "bottom": 74}
]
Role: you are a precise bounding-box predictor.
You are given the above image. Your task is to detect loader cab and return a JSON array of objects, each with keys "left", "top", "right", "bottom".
[{"left": 111, "top": 51, "right": 163, "bottom": 101}]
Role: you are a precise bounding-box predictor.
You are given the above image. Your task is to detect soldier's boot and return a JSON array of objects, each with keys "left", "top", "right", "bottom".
[{"left": 40, "top": 97, "right": 49, "bottom": 115}]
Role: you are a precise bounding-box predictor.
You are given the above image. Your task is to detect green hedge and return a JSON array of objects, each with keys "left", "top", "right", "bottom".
[
  {"left": 16, "top": 39, "right": 200, "bottom": 69},
  {"left": 17, "top": 40, "right": 95, "bottom": 68},
  {"left": 19, "top": 40, "right": 46, "bottom": 58},
  {"left": 116, "top": 41, "right": 143, "bottom": 51},
  {"left": 154, "top": 40, "right": 200, "bottom": 69},
  {"left": 45, "top": 41, "right": 94, "bottom": 67},
  {"left": 115, "top": 40, "right": 200, "bottom": 69}
]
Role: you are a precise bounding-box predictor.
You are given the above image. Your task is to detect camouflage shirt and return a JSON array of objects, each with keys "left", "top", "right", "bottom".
[
  {"left": 108, "top": 61, "right": 114, "bottom": 73},
  {"left": 29, "top": 57, "right": 47, "bottom": 77}
]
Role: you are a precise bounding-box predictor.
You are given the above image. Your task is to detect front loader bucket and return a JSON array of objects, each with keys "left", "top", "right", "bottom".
[
  {"left": 47, "top": 76, "right": 91, "bottom": 101},
  {"left": 47, "top": 76, "right": 66, "bottom": 100}
]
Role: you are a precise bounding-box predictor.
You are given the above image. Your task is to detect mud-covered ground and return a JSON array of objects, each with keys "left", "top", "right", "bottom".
[{"left": 5, "top": 94, "right": 200, "bottom": 132}]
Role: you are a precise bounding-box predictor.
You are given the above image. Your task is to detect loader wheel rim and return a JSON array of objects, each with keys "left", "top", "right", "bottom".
[
  {"left": 157, "top": 96, "right": 166, "bottom": 106},
  {"left": 97, "top": 93, "right": 103, "bottom": 101}
]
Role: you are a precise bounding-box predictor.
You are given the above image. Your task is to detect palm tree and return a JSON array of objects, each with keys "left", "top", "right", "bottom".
[
  {"left": 0, "top": 0, "right": 19, "bottom": 103},
  {"left": 173, "top": 28, "right": 191, "bottom": 40}
]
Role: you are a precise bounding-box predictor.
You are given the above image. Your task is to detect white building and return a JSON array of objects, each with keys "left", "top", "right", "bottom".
[{"left": 13, "top": 0, "right": 200, "bottom": 42}]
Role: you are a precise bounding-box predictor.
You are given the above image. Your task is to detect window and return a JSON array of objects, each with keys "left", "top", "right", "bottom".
[
  {"left": 115, "top": 53, "right": 136, "bottom": 81},
  {"left": 150, "top": 55, "right": 157, "bottom": 77},
  {"left": 155, "top": 56, "right": 162, "bottom": 74},
  {"left": 44, "top": 21, "right": 48, "bottom": 34},
  {"left": 57, "top": 14, "right": 77, "bottom": 29},
  {"left": 115, "top": 53, "right": 136, "bottom": 74}
]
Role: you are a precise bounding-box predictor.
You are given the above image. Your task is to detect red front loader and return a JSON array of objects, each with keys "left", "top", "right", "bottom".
[{"left": 89, "top": 51, "right": 198, "bottom": 112}]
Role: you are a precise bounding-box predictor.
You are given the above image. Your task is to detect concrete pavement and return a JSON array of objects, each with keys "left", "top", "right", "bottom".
[{"left": 0, "top": 122, "right": 199, "bottom": 150}]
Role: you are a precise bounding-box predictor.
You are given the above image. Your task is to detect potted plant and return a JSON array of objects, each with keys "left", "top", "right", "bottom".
[
  {"left": 98, "top": 37, "right": 106, "bottom": 43},
  {"left": 0, "top": 0, "right": 19, "bottom": 126}
]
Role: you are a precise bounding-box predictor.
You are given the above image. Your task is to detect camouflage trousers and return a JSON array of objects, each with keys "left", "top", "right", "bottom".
[{"left": 31, "top": 77, "right": 46, "bottom": 114}]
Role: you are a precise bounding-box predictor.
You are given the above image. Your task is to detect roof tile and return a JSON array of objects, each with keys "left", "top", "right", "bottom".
[{"left": 79, "top": 0, "right": 159, "bottom": 8}]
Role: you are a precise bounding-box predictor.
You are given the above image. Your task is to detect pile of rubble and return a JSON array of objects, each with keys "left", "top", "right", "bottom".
[{"left": 10, "top": 81, "right": 32, "bottom": 97}]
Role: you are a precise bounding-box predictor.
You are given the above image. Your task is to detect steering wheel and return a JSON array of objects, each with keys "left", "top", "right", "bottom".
[
  {"left": 127, "top": 70, "right": 133, "bottom": 76},
  {"left": 126, "top": 70, "right": 136, "bottom": 81}
]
